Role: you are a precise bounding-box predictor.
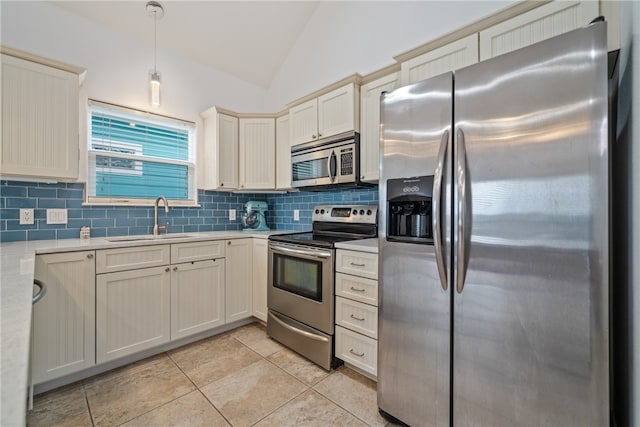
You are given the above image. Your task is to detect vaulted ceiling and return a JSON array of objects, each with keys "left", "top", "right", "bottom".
[{"left": 52, "top": 1, "right": 321, "bottom": 88}]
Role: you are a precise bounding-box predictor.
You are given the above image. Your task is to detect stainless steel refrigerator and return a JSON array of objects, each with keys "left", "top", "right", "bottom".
[{"left": 378, "top": 22, "right": 610, "bottom": 426}]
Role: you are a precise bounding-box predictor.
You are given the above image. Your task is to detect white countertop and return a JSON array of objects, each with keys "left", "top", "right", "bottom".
[
  {"left": 334, "top": 238, "right": 379, "bottom": 254},
  {"left": 0, "top": 230, "right": 290, "bottom": 426}
]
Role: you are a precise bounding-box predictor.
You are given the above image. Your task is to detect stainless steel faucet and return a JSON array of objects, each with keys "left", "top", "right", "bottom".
[{"left": 153, "top": 196, "right": 169, "bottom": 235}]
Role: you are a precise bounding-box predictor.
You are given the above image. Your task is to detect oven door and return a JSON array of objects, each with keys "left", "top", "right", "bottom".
[{"left": 268, "top": 241, "right": 334, "bottom": 334}]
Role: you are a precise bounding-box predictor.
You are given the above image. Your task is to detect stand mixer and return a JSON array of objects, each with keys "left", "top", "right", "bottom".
[{"left": 241, "top": 201, "right": 270, "bottom": 231}]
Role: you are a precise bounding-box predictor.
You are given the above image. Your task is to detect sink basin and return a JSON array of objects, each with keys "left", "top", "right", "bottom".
[{"left": 106, "top": 233, "right": 196, "bottom": 242}]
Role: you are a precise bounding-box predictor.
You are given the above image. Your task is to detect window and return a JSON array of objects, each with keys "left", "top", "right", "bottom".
[{"left": 87, "top": 101, "right": 197, "bottom": 205}]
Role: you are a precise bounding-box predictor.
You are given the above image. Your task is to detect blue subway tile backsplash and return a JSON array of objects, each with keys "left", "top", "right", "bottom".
[{"left": 0, "top": 180, "right": 379, "bottom": 242}]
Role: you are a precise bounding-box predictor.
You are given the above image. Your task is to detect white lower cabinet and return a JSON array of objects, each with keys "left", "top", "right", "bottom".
[
  {"left": 252, "top": 238, "right": 268, "bottom": 322},
  {"left": 32, "top": 251, "right": 96, "bottom": 384},
  {"left": 96, "top": 265, "right": 171, "bottom": 363},
  {"left": 171, "top": 259, "right": 225, "bottom": 340},
  {"left": 225, "top": 239, "right": 253, "bottom": 323},
  {"left": 335, "top": 326, "right": 377, "bottom": 376},
  {"left": 335, "top": 247, "right": 379, "bottom": 379}
]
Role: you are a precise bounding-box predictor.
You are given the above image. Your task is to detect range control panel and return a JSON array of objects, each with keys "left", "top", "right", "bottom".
[{"left": 312, "top": 204, "right": 378, "bottom": 224}]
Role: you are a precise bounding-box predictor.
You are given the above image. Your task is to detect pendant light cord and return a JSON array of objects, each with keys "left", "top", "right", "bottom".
[{"left": 153, "top": 10, "right": 157, "bottom": 73}]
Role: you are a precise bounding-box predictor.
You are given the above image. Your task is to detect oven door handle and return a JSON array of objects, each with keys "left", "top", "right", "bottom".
[
  {"left": 269, "top": 311, "right": 330, "bottom": 343},
  {"left": 270, "top": 244, "right": 332, "bottom": 260}
]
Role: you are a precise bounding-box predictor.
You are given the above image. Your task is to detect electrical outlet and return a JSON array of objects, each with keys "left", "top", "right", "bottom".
[
  {"left": 20, "top": 209, "right": 34, "bottom": 225},
  {"left": 229, "top": 209, "right": 236, "bottom": 220},
  {"left": 46, "top": 209, "right": 68, "bottom": 225},
  {"left": 294, "top": 209, "right": 300, "bottom": 221}
]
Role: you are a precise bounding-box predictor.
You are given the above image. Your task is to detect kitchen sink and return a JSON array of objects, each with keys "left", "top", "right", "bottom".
[{"left": 105, "top": 233, "right": 196, "bottom": 242}]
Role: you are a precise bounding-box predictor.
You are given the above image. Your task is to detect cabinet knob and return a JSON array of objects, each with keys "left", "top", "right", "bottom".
[
  {"left": 221, "top": 183, "right": 224, "bottom": 187},
  {"left": 318, "top": 133, "right": 322, "bottom": 137},
  {"left": 312, "top": 134, "right": 317, "bottom": 139},
  {"left": 227, "top": 241, "right": 231, "bottom": 245},
  {"left": 173, "top": 266, "right": 178, "bottom": 271},
  {"left": 165, "top": 267, "right": 170, "bottom": 272},
  {"left": 87, "top": 254, "right": 94, "bottom": 259}
]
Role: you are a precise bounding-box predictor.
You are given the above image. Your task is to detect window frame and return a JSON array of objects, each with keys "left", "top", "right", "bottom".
[{"left": 85, "top": 100, "right": 198, "bottom": 207}]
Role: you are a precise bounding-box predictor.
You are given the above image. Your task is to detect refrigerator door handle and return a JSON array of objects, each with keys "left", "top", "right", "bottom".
[
  {"left": 456, "top": 128, "right": 471, "bottom": 294},
  {"left": 432, "top": 129, "right": 449, "bottom": 291}
]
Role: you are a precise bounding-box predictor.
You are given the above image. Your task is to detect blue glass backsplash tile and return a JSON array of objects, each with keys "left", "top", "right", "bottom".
[{"left": 0, "top": 181, "right": 379, "bottom": 242}]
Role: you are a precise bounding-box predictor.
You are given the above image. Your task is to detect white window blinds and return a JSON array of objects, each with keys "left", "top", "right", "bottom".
[{"left": 87, "top": 101, "right": 197, "bottom": 205}]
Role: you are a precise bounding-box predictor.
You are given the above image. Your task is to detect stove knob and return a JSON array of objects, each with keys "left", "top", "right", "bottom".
[
  {"left": 320, "top": 209, "right": 325, "bottom": 214},
  {"left": 352, "top": 209, "right": 358, "bottom": 215},
  {"left": 367, "top": 209, "right": 372, "bottom": 215},
  {"left": 315, "top": 209, "right": 319, "bottom": 214},
  {"left": 359, "top": 209, "right": 365, "bottom": 215}
]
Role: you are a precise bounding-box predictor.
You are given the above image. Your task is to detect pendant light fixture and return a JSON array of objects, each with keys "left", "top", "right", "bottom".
[{"left": 146, "top": 1, "right": 164, "bottom": 107}]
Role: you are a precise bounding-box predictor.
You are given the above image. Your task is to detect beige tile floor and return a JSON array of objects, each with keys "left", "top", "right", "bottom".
[{"left": 27, "top": 322, "right": 395, "bottom": 427}]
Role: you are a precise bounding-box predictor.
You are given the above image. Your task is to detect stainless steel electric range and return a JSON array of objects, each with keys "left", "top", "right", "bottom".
[{"left": 267, "top": 204, "right": 378, "bottom": 370}]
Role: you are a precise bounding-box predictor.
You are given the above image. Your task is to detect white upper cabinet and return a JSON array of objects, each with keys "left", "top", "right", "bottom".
[
  {"left": 360, "top": 72, "right": 399, "bottom": 182},
  {"left": 317, "top": 83, "right": 356, "bottom": 139},
  {"left": 400, "top": 34, "right": 478, "bottom": 86},
  {"left": 289, "top": 99, "right": 318, "bottom": 146},
  {"left": 289, "top": 82, "right": 358, "bottom": 146},
  {"left": 479, "top": 1, "right": 600, "bottom": 61},
  {"left": 201, "top": 108, "right": 239, "bottom": 190},
  {"left": 1, "top": 54, "right": 80, "bottom": 180},
  {"left": 275, "top": 114, "right": 292, "bottom": 190},
  {"left": 239, "top": 117, "right": 275, "bottom": 190}
]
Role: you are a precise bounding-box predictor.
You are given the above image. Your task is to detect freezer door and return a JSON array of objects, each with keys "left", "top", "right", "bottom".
[
  {"left": 378, "top": 73, "right": 452, "bottom": 427},
  {"left": 453, "top": 23, "right": 609, "bottom": 425}
]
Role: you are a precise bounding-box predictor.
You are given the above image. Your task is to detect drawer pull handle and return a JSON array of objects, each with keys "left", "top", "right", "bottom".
[
  {"left": 350, "top": 314, "right": 365, "bottom": 321},
  {"left": 349, "top": 349, "right": 365, "bottom": 357},
  {"left": 350, "top": 286, "right": 366, "bottom": 292},
  {"left": 350, "top": 262, "right": 365, "bottom": 267}
]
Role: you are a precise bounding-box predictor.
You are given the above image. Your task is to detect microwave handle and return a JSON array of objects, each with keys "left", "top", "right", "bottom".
[{"left": 327, "top": 149, "right": 337, "bottom": 183}]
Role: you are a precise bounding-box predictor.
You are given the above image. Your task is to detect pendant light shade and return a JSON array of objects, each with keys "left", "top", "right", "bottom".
[
  {"left": 146, "top": 1, "right": 164, "bottom": 107},
  {"left": 149, "top": 71, "right": 161, "bottom": 107}
]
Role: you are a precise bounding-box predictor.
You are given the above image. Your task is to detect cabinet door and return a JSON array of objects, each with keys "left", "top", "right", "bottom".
[
  {"left": 239, "top": 118, "right": 275, "bottom": 189},
  {"left": 252, "top": 239, "right": 268, "bottom": 322},
  {"left": 275, "top": 115, "right": 291, "bottom": 190},
  {"left": 218, "top": 113, "right": 239, "bottom": 189},
  {"left": 400, "top": 34, "right": 478, "bottom": 86},
  {"left": 317, "top": 83, "right": 356, "bottom": 139},
  {"left": 479, "top": 1, "right": 599, "bottom": 61},
  {"left": 171, "top": 259, "right": 225, "bottom": 339},
  {"left": 225, "top": 239, "right": 253, "bottom": 323},
  {"left": 1, "top": 54, "right": 79, "bottom": 179},
  {"left": 32, "top": 251, "right": 95, "bottom": 384},
  {"left": 289, "top": 98, "right": 318, "bottom": 146},
  {"left": 96, "top": 266, "right": 171, "bottom": 363},
  {"left": 360, "top": 73, "right": 399, "bottom": 182}
]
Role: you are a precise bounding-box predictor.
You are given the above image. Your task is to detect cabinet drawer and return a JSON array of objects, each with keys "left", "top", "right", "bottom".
[
  {"left": 335, "top": 272, "right": 378, "bottom": 306},
  {"left": 335, "top": 325, "right": 377, "bottom": 377},
  {"left": 336, "top": 249, "right": 378, "bottom": 279},
  {"left": 171, "top": 240, "right": 225, "bottom": 264},
  {"left": 336, "top": 296, "right": 378, "bottom": 339},
  {"left": 96, "top": 245, "right": 170, "bottom": 274}
]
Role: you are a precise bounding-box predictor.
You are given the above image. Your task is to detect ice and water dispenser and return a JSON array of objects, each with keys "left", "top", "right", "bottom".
[{"left": 386, "top": 175, "right": 434, "bottom": 244}]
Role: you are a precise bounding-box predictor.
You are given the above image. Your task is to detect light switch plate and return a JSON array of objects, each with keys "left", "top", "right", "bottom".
[
  {"left": 229, "top": 209, "right": 236, "bottom": 221},
  {"left": 46, "top": 209, "right": 68, "bottom": 224},
  {"left": 20, "top": 209, "right": 34, "bottom": 225},
  {"left": 294, "top": 209, "right": 300, "bottom": 221}
]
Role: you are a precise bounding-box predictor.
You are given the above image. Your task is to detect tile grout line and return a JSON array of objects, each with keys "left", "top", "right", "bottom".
[
  {"left": 81, "top": 380, "right": 97, "bottom": 427},
  {"left": 165, "top": 350, "right": 235, "bottom": 427}
]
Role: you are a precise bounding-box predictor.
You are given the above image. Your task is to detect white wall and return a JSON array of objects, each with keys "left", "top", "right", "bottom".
[
  {"left": 265, "top": 1, "right": 516, "bottom": 109},
  {"left": 0, "top": 1, "right": 271, "bottom": 120}
]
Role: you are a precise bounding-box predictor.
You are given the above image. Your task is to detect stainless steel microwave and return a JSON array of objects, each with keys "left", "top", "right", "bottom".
[{"left": 291, "top": 131, "right": 369, "bottom": 190}]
